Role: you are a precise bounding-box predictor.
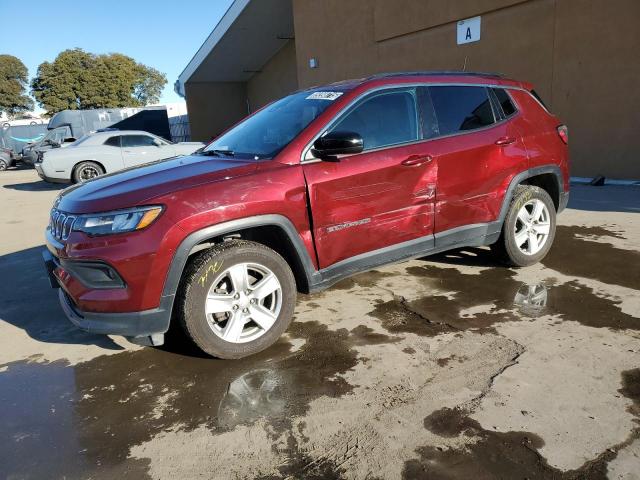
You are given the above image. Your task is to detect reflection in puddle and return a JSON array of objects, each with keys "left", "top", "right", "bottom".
[
  {"left": 0, "top": 320, "right": 387, "bottom": 479},
  {"left": 513, "top": 283, "right": 548, "bottom": 317},
  {"left": 218, "top": 368, "right": 286, "bottom": 430}
]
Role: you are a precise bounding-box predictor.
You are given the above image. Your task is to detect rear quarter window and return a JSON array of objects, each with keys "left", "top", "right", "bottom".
[
  {"left": 492, "top": 88, "right": 517, "bottom": 117},
  {"left": 530, "top": 89, "right": 550, "bottom": 112}
]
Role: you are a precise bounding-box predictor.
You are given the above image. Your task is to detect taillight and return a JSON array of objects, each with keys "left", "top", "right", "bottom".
[{"left": 557, "top": 124, "right": 568, "bottom": 145}]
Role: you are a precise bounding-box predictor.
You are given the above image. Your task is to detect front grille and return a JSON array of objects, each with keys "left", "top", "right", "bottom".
[{"left": 49, "top": 209, "right": 77, "bottom": 241}]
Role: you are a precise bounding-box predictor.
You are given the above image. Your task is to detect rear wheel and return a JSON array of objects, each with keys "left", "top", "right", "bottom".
[
  {"left": 491, "top": 185, "right": 556, "bottom": 267},
  {"left": 176, "top": 240, "right": 297, "bottom": 359},
  {"left": 0, "top": 158, "right": 8, "bottom": 171},
  {"left": 73, "top": 161, "right": 104, "bottom": 183}
]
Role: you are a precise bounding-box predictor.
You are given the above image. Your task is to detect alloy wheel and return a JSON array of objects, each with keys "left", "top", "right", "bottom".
[
  {"left": 204, "top": 262, "right": 282, "bottom": 343},
  {"left": 79, "top": 165, "right": 100, "bottom": 181},
  {"left": 514, "top": 198, "right": 551, "bottom": 255}
]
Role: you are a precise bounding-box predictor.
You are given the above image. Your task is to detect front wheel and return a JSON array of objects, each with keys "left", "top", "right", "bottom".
[
  {"left": 176, "top": 240, "right": 297, "bottom": 359},
  {"left": 0, "top": 158, "right": 8, "bottom": 171},
  {"left": 491, "top": 185, "right": 556, "bottom": 267}
]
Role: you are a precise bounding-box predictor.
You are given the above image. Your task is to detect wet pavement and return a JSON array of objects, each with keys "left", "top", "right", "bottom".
[{"left": 1, "top": 169, "right": 639, "bottom": 479}]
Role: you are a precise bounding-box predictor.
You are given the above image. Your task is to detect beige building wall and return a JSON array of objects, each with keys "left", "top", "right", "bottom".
[
  {"left": 185, "top": 82, "right": 248, "bottom": 142},
  {"left": 185, "top": 41, "right": 298, "bottom": 142},
  {"left": 247, "top": 40, "right": 299, "bottom": 112},
  {"left": 292, "top": 0, "right": 640, "bottom": 179}
]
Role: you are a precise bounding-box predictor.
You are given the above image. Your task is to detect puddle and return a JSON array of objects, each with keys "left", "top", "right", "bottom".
[
  {"left": 332, "top": 269, "right": 397, "bottom": 290},
  {"left": 412, "top": 368, "right": 640, "bottom": 480},
  {"left": 620, "top": 368, "right": 640, "bottom": 416},
  {"left": 369, "top": 259, "right": 639, "bottom": 337},
  {"left": 0, "top": 320, "right": 394, "bottom": 479},
  {"left": 543, "top": 226, "right": 640, "bottom": 290}
]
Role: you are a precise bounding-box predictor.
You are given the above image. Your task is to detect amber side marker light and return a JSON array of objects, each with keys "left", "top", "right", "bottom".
[
  {"left": 557, "top": 124, "right": 569, "bottom": 145},
  {"left": 136, "top": 207, "right": 163, "bottom": 230}
]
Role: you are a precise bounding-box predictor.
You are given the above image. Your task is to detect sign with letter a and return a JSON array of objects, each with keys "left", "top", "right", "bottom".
[{"left": 457, "top": 16, "right": 481, "bottom": 45}]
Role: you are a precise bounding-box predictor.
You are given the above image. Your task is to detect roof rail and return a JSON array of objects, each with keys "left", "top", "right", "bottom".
[{"left": 366, "top": 70, "right": 506, "bottom": 80}]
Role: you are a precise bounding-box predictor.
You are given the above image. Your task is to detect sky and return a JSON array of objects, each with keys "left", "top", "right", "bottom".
[{"left": 0, "top": 0, "right": 234, "bottom": 110}]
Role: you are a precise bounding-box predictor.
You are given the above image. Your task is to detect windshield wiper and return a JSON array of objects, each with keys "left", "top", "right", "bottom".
[{"left": 199, "top": 149, "right": 235, "bottom": 157}]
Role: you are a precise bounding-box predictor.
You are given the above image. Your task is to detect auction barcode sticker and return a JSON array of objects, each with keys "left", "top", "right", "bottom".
[{"left": 306, "top": 91, "right": 344, "bottom": 101}]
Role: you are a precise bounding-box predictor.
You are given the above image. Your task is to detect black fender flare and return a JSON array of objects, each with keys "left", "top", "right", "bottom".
[
  {"left": 160, "top": 214, "right": 319, "bottom": 303},
  {"left": 497, "top": 165, "right": 564, "bottom": 224}
]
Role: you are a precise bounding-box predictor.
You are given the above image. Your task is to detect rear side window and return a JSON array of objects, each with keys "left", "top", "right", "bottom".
[
  {"left": 121, "top": 135, "right": 156, "bottom": 147},
  {"left": 331, "top": 89, "right": 419, "bottom": 150},
  {"left": 103, "top": 136, "right": 121, "bottom": 147},
  {"left": 492, "top": 88, "right": 517, "bottom": 117},
  {"left": 429, "top": 86, "right": 495, "bottom": 135}
]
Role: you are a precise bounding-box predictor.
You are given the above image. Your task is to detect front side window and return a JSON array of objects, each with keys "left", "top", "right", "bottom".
[
  {"left": 121, "top": 135, "right": 157, "bottom": 147},
  {"left": 205, "top": 89, "right": 342, "bottom": 159},
  {"left": 430, "top": 86, "right": 495, "bottom": 135},
  {"left": 329, "top": 89, "right": 419, "bottom": 151}
]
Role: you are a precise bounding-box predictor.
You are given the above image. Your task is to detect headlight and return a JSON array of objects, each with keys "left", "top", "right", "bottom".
[{"left": 73, "top": 206, "right": 163, "bottom": 236}]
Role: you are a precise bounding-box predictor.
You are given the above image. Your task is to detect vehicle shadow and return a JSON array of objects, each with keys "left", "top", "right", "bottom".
[
  {"left": 3, "top": 180, "right": 67, "bottom": 192},
  {"left": 0, "top": 245, "right": 123, "bottom": 351}
]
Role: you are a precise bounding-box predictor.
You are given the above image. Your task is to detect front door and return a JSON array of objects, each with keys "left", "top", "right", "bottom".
[
  {"left": 121, "top": 134, "right": 167, "bottom": 167},
  {"left": 303, "top": 87, "right": 437, "bottom": 269}
]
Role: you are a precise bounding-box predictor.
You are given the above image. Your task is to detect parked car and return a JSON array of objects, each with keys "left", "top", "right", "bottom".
[
  {"left": 22, "top": 127, "right": 76, "bottom": 165},
  {"left": 35, "top": 130, "right": 204, "bottom": 183},
  {"left": 42, "top": 72, "right": 569, "bottom": 359},
  {"left": 0, "top": 148, "right": 11, "bottom": 170}
]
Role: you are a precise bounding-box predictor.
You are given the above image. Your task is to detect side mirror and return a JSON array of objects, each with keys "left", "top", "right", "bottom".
[
  {"left": 153, "top": 138, "right": 163, "bottom": 147},
  {"left": 311, "top": 131, "right": 363, "bottom": 159}
]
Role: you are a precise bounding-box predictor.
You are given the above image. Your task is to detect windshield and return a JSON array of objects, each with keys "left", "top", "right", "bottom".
[
  {"left": 204, "top": 89, "right": 346, "bottom": 159},
  {"left": 43, "top": 127, "right": 69, "bottom": 144}
]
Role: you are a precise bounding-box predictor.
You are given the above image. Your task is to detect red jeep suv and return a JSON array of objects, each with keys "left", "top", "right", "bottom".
[{"left": 43, "top": 72, "right": 569, "bottom": 359}]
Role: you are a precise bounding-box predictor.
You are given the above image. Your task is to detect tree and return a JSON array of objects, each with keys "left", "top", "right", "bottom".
[
  {"left": 0, "top": 54, "right": 34, "bottom": 117},
  {"left": 31, "top": 49, "right": 167, "bottom": 114}
]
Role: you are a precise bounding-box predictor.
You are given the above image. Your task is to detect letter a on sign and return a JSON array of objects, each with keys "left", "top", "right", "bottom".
[{"left": 457, "top": 16, "right": 481, "bottom": 44}]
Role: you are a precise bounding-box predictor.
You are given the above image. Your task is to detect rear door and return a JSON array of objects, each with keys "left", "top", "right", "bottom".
[
  {"left": 121, "top": 134, "right": 168, "bottom": 167},
  {"left": 303, "top": 87, "right": 437, "bottom": 269},
  {"left": 426, "top": 85, "right": 528, "bottom": 239}
]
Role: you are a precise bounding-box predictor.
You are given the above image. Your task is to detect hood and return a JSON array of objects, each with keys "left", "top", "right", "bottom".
[{"left": 56, "top": 154, "right": 257, "bottom": 213}]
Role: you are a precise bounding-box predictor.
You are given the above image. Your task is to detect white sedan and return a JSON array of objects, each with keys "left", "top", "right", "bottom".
[{"left": 35, "top": 130, "right": 204, "bottom": 183}]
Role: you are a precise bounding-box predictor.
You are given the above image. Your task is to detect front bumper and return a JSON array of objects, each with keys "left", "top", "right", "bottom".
[{"left": 43, "top": 249, "right": 171, "bottom": 345}]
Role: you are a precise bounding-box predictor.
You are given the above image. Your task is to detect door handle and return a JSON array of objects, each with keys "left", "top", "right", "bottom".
[
  {"left": 401, "top": 155, "right": 433, "bottom": 167},
  {"left": 495, "top": 136, "right": 516, "bottom": 146}
]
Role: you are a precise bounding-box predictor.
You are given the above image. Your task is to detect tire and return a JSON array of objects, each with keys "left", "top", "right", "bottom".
[
  {"left": 176, "top": 240, "right": 297, "bottom": 359},
  {"left": 491, "top": 185, "right": 556, "bottom": 267},
  {"left": 0, "top": 159, "right": 7, "bottom": 171},
  {"left": 73, "top": 161, "right": 104, "bottom": 183}
]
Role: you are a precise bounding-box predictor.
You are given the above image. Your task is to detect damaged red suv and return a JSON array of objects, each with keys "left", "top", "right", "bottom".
[{"left": 43, "top": 72, "right": 569, "bottom": 359}]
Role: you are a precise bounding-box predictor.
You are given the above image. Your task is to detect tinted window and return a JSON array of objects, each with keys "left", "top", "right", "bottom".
[
  {"left": 103, "top": 136, "right": 121, "bottom": 147},
  {"left": 493, "top": 88, "right": 517, "bottom": 117},
  {"left": 331, "top": 89, "right": 419, "bottom": 150},
  {"left": 121, "top": 135, "right": 157, "bottom": 147},
  {"left": 430, "top": 86, "right": 495, "bottom": 135}
]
